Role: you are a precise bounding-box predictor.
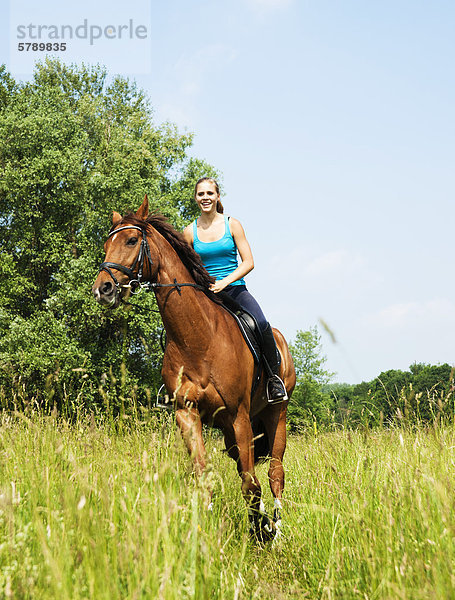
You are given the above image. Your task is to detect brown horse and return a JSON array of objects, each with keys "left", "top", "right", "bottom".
[{"left": 92, "top": 196, "right": 296, "bottom": 541}]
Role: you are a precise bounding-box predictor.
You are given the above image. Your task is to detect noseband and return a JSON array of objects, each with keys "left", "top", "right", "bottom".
[{"left": 98, "top": 225, "right": 153, "bottom": 292}]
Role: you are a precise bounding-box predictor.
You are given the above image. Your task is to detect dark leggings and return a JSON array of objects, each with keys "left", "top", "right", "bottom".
[{"left": 223, "top": 284, "right": 269, "bottom": 332}]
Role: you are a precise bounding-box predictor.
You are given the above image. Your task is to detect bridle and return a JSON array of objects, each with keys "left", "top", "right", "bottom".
[
  {"left": 98, "top": 225, "right": 153, "bottom": 293},
  {"left": 98, "top": 224, "right": 206, "bottom": 296}
]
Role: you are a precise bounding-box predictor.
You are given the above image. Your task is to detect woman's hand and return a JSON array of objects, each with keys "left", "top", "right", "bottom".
[{"left": 210, "top": 279, "right": 229, "bottom": 293}]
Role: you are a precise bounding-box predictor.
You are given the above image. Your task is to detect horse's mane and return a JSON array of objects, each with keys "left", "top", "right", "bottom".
[{"left": 117, "top": 212, "right": 216, "bottom": 289}]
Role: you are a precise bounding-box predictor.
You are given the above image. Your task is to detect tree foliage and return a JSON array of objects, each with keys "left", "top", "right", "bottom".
[
  {"left": 288, "top": 326, "right": 335, "bottom": 429},
  {"left": 0, "top": 59, "right": 219, "bottom": 411},
  {"left": 326, "top": 363, "right": 454, "bottom": 428}
]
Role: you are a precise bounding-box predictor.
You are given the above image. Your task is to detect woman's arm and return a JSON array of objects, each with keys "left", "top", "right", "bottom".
[{"left": 210, "top": 217, "right": 254, "bottom": 293}]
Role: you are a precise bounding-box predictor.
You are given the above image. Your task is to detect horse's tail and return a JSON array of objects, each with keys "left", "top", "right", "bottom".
[{"left": 251, "top": 416, "right": 270, "bottom": 464}]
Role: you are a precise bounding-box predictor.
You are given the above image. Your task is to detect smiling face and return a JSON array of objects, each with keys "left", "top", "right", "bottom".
[{"left": 195, "top": 180, "right": 220, "bottom": 214}]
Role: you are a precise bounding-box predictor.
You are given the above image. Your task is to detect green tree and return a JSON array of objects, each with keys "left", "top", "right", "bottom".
[
  {"left": 410, "top": 363, "right": 453, "bottom": 422},
  {"left": 342, "top": 363, "right": 455, "bottom": 427},
  {"left": 288, "top": 326, "right": 335, "bottom": 430},
  {"left": 363, "top": 369, "right": 411, "bottom": 422},
  {"left": 0, "top": 59, "right": 219, "bottom": 411},
  {"left": 324, "top": 382, "right": 358, "bottom": 425}
]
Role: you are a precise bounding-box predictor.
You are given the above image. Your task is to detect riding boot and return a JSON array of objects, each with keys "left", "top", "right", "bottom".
[{"left": 261, "top": 323, "right": 288, "bottom": 403}]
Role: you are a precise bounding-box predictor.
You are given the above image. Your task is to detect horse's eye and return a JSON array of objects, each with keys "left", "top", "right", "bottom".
[{"left": 127, "top": 237, "right": 138, "bottom": 246}]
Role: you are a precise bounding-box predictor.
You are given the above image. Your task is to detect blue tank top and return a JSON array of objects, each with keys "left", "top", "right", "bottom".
[{"left": 193, "top": 216, "right": 245, "bottom": 286}]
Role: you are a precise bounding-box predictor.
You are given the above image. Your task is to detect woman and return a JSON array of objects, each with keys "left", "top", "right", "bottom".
[{"left": 183, "top": 177, "right": 287, "bottom": 402}]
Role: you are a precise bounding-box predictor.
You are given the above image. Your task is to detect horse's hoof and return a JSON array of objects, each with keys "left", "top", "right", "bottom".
[
  {"left": 249, "top": 513, "right": 276, "bottom": 544},
  {"left": 271, "top": 519, "right": 283, "bottom": 548}
]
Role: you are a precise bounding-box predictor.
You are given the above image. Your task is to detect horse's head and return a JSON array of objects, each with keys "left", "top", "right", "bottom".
[{"left": 92, "top": 196, "right": 154, "bottom": 308}]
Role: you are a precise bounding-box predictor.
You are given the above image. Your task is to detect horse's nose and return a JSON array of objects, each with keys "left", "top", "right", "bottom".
[{"left": 101, "top": 280, "right": 114, "bottom": 295}]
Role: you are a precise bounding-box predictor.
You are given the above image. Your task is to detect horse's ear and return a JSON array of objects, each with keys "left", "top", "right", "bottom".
[
  {"left": 136, "top": 194, "right": 149, "bottom": 220},
  {"left": 112, "top": 211, "right": 122, "bottom": 226}
]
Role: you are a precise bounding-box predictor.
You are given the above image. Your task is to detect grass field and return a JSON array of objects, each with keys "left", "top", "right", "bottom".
[{"left": 0, "top": 411, "right": 454, "bottom": 599}]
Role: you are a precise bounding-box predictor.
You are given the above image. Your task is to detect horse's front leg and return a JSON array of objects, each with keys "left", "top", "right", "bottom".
[
  {"left": 229, "top": 409, "right": 276, "bottom": 543},
  {"left": 175, "top": 406, "right": 207, "bottom": 477}
]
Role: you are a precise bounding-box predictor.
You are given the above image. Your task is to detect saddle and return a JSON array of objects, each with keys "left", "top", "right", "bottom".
[
  {"left": 217, "top": 292, "right": 261, "bottom": 360},
  {"left": 217, "top": 291, "right": 264, "bottom": 395}
]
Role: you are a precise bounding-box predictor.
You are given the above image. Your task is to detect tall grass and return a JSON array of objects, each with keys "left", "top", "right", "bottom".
[{"left": 0, "top": 409, "right": 454, "bottom": 599}]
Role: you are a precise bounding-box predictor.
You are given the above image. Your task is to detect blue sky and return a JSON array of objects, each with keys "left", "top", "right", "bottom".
[{"left": 2, "top": 0, "right": 454, "bottom": 383}]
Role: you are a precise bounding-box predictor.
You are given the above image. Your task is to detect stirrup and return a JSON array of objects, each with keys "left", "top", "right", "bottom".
[{"left": 266, "top": 375, "right": 288, "bottom": 403}]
